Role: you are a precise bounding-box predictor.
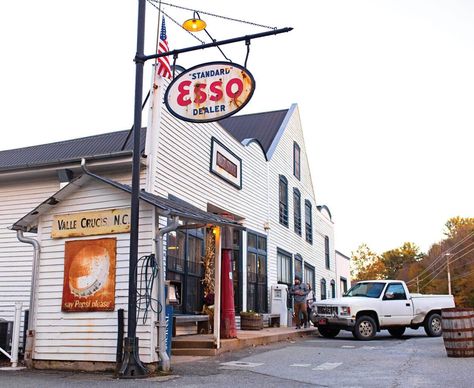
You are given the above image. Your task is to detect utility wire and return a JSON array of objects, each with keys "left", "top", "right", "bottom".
[
  {"left": 418, "top": 244, "right": 474, "bottom": 291},
  {"left": 150, "top": 1, "right": 277, "bottom": 30},
  {"left": 406, "top": 230, "right": 474, "bottom": 284},
  {"left": 407, "top": 242, "right": 474, "bottom": 284}
]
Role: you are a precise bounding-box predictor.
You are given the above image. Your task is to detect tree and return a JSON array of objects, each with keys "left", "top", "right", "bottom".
[
  {"left": 380, "top": 242, "right": 423, "bottom": 280},
  {"left": 351, "top": 244, "right": 385, "bottom": 281}
]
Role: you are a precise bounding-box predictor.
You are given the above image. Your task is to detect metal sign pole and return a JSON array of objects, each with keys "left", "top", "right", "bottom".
[{"left": 118, "top": 0, "right": 148, "bottom": 378}]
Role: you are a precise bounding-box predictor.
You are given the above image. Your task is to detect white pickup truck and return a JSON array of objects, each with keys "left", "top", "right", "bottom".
[{"left": 310, "top": 280, "right": 455, "bottom": 340}]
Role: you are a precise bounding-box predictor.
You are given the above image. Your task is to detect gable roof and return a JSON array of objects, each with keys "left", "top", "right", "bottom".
[
  {"left": 1, "top": 106, "right": 293, "bottom": 172},
  {"left": 11, "top": 171, "right": 244, "bottom": 233},
  {"left": 0, "top": 128, "right": 145, "bottom": 172},
  {"left": 219, "top": 109, "right": 289, "bottom": 155}
]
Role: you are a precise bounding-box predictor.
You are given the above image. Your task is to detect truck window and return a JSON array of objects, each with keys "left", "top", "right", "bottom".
[
  {"left": 345, "top": 282, "right": 385, "bottom": 298},
  {"left": 383, "top": 283, "right": 407, "bottom": 300}
]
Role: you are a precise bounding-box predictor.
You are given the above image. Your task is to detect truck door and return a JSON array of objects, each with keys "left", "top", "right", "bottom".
[{"left": 379, "top": 282, "right": 413, "bottom": 326}]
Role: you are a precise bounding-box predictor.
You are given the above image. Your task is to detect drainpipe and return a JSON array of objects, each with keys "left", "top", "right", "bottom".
[
  {"left": 16, "top": 230, "right": 40, "bottom": 367},
  {"left": 155, "top": 216, "right": 179, "bottom": 372}
]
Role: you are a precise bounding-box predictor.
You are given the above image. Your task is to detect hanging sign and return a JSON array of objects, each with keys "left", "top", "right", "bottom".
[{"left": 164, "top": 61, "right": 255, "bottom": 123}]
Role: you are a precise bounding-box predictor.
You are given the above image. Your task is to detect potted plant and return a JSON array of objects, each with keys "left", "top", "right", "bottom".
[{"left": 240, "top": 311, "right": 263, "bottom": 330}]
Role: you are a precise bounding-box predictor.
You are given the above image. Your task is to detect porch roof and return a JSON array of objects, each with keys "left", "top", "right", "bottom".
[{"left": 10, "top": 171, "right": 244, "bottom": 233}]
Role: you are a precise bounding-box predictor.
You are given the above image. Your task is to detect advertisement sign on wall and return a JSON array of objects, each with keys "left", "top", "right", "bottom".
[
  {"left": 61, "top": 238, "right": 117, "bottom": 312},
  {"left": 210, "top": 137, "right": 242, "bottom": 189},
  {"left": 165, "top": 61, "right": 255, "bottom": 123}
]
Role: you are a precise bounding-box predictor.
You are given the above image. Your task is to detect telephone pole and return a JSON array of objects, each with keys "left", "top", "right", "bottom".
[{"left": 445, "top": 253, "right": 452, "bottom": 295}]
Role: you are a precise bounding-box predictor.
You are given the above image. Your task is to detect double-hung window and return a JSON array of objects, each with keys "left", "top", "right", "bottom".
[
  {"left": 279, "top": 175, "right": 288, "bottom": 227},
  {"left": 321, "top": 278, "right": 327, "bottom": 300},
  {"left": 293, "top": 188, "right": 301, "bottom": 235},
  {"left": 325, "top": 236, "right": 330, "bottom": 269},
  {"left": 305, "top": 200, "right": 313, "bottom": 244},
  {"left": 293, "top": 142, "right": 300, "bottom": 180}
]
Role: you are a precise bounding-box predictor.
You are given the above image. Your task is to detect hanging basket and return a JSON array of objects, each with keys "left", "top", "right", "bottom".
[{"left": 240, "top": 312, "right": 263, "bottom": 330}]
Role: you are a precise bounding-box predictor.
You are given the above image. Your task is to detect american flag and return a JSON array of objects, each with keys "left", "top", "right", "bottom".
[{"left": 156, "top": 16, "right": 171, "bottom": 79}]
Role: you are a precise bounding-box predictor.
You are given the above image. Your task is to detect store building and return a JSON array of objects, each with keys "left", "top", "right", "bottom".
[
  {"left": 335, "top": 250, "right": 351, "bottom": 297},
  {"left": 0, "top": 101, "right": 338, "bottom": 369}
]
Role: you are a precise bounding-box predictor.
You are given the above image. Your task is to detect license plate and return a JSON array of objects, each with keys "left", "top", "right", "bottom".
[{"left": 318, "top": 318, "right": 327, "bottom": 325}]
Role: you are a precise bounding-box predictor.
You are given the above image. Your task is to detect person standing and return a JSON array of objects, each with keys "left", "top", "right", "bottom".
[
  {"left": 305, "top": 283, "right": 315, "bottom": 327},
  {"left": 290, "top": 276, "right": 308, "bottom": 329}
]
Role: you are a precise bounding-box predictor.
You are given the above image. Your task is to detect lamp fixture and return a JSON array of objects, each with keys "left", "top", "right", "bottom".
[{"left": 182, "top": 11, "right": 207, "bottom": 32}]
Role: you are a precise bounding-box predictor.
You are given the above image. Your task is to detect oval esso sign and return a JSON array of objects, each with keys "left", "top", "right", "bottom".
[{"left": 164, "top": 61, "right": 255, "bottom": 123}]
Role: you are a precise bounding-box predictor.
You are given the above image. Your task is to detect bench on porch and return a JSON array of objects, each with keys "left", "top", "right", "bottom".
[{"left": 173, "top": 315, "right": 210, "bottom": 337}]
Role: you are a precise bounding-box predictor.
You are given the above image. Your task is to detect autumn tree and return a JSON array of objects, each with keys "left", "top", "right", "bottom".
[{"left": 351, "top": 244, "right": 385, "bottom": 281}]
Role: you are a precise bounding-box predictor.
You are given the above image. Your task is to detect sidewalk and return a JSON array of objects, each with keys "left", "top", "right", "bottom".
[{"left": 172, "top": 326, "right": 318, "bottom": 357}]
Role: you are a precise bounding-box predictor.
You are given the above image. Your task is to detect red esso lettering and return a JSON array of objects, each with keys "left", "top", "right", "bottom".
[
  {"left": 177, "top": 80, "right": 191, "bottom": 106},
  {"left": 193, "top": 83, "right": 207, "bottom": 104},
  {"left": 226, "top": 78, "right": 244, "bottom": 99},
  {"left": 209, "top": 81, "right": 223, "bottom": 101},
  {"left": 176, "top": 77, "right": 243, "bottom": 106}
]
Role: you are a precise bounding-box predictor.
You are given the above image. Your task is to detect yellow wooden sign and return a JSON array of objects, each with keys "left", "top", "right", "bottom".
[{"left": 52, "top": 208, "right": 131, "bottom": 238}]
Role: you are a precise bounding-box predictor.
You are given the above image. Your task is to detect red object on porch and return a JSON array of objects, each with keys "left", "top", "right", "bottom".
[{"left": 220, "top": 248, "right": 237, "bottom": 338}]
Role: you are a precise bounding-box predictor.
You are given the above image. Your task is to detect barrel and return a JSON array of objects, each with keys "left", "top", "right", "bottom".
[{"left": 441, "top": 308, "right": 474, "bottom": 357}]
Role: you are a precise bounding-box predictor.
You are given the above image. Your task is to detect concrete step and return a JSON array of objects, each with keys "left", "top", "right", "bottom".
[
  {"left": 171, "top": 348, "right": 217, "bottom": 356},
  {"left": 172, "top": 339, "right": 215, "bottom": 349}
]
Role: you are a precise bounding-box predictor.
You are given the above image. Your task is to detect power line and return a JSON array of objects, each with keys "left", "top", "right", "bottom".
[{"left": 406, "top": 230, "right": 474, "bottom": 284}]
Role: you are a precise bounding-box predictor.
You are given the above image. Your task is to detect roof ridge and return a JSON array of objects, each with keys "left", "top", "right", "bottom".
[
  {"left": 0, "top": 128, "right": 134, "bottom": 153},
  {"left": 220, "top": 108, "right": 288, "bottom": 120}
]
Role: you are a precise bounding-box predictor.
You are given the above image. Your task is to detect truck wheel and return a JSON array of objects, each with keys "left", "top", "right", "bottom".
[
  {"left": 318, "top": 327, "right": 340, "bottom": 338},
  {"left": 424, "top": 313, "right": 442, "bottom": 337},
  {"left": 388, "top": 327, "right": 406, "bottom": 338},
  {"left": 354, "top": 315, "right": 377, "bottom": 340}
]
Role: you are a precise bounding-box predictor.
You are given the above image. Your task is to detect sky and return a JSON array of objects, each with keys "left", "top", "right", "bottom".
[{"left": 1, "top": 1, "right": 473, "bottom": 256}]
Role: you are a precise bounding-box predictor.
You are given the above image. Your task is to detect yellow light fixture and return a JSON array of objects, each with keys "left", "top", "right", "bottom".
[{"left": 182, "top": 11, "right": 207, "bottom": 32}]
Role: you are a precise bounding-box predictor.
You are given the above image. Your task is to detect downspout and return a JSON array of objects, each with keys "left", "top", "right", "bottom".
[
  {"left": 16, "top": 230, "right": 40, "bottom": 367},
  {"left": 155, "top": 215, "right": 179, "bottom": 372}
]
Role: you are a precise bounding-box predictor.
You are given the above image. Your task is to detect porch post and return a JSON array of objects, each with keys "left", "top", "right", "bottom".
[{"left": 213, "top": 227, "right": 222, "bottom": 349}]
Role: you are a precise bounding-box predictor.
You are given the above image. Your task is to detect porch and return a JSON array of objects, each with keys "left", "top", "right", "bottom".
[{"left": 170, "top": 326, "right": 317, "bottom": 356}]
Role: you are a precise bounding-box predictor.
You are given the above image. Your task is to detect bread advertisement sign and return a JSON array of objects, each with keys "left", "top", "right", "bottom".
[{"left": 62, "top": 238, "right": 116, "bottom": 312}]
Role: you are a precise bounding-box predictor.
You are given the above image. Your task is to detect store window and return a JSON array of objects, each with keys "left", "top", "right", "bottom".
[
  {"left": 293, "top": 188, "right": 301, "bottom": 236},
  {"left": 340, "top": 277, "right": 348, "bottom": 295},
  {"left": 305, "top": 200, "right": 313, "bottom": 244},
  {"left": 330, "top": 279, "right": 336, "bottom": 298},
  {"left": 293, "top": 142, "right": 301, "bottom": 180},
  {"left": 166, "top": 229, "right": 204, "bottom": 314},
  {"left": 279, "top": 175, "right": 288, "bottom": 227},
  {"left": 277, "top": 249, "right": 292, "bottom": 286},
  {"left": 247, "top": 232, "right": 268, "bottom": 313},
  {"left": 325, "top": 236, "right": 330, "bottom": 269},
  {"left": 320, "top": 278, "right": 327, "bottom": 300},
  {"left": 304, "top": 263, "right": 315, "bottom": 293},
  {"left": 294, "top": 254, "right": 303, "bottom": 281}
]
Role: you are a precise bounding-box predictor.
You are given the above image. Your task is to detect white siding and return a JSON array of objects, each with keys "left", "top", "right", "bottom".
[
  {"left": 266, "top": 105, "right": 337, "bottom": 300},
  {"left": 0, "top": 178, "right": 59, "bottom": 336},
  {"left": 32, "top": 179, "right": 156, "bottom": 363}
]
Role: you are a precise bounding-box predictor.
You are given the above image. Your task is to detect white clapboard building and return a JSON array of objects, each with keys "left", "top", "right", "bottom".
[{"left": 0, "top": 100, "right": 337, "bottom": 369}]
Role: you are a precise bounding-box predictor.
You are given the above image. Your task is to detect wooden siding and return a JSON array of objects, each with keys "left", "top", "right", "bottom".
[
  {"left": 32, "top": 179, "right": 156, "bottom": 363},
  {"left": 265, "top": 106, "right": 337, "bottom": 301},
  {"left": 0, "top": 178, "right": 60, "bottom": 337}
]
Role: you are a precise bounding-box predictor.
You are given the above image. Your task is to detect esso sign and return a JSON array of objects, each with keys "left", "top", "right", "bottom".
[{"left": 164, "top": 61, "right": 255, "bottom": 123}]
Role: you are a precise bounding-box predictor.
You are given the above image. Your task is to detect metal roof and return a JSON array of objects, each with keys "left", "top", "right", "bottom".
[
  {"left": 219, "top": 109, "right": 289, "bottom": 154},
  {"left": 0, "top": 128, "right": 145, "bottom": 172},
  {"left": 11, "top": 172, "right": 243, "bottom": 233},
  {"left": 1, "top": 108, "right": 290, "bottom": 172}
]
